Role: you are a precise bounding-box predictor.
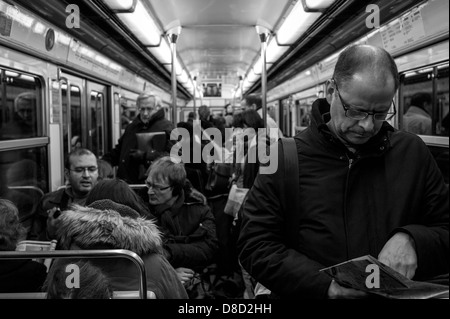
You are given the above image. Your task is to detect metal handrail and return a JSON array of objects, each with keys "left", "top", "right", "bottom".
[{"left": 0, "top": 249, "right": 148, "bottom": 299}]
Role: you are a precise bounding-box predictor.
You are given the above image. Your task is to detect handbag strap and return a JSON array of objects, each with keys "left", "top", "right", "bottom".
[{"left": 280, "top": 137, "right": 300, "bottom": 249}]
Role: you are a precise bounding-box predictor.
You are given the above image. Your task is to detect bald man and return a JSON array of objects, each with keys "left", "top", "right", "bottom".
[{"left": 238, "top": 45, "right": 449, "bottom": 299}]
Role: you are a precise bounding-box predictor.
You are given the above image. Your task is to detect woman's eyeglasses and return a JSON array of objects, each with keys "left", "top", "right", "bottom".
[{"left": 145, "top": 181, "right": 172, "bottom": 191}]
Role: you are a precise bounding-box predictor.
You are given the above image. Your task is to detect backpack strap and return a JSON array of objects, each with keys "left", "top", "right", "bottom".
[{"left": 280, "top": 137, "right": 300, "bottom": 249}]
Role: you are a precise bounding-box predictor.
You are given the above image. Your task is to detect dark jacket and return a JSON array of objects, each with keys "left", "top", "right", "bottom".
[
  {"left": 0, "top": 259, "right": 47, "bottom": 293},
  {"left": 151, "top": 188, "right": 219, "bottom": 272},
  {"left": 28, "top": 187, "right": 75, "bottom": 241},
  {"left": 56, "top": 205, "right": 188, "bottom": 299},
  {"left": 103, "top": 110, "right": 175, "bottom": 184},
  {"left": 238, "top": 98, "right": 449, "bottom": 299}
]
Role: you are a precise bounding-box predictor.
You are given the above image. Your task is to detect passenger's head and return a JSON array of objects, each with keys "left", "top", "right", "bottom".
[
  {"left": 241, "top": 94, "right": 262, "bottom": 111},
  {"left": 146, "top": 156, "right": 186, "bottom": 206},
  {"left": 0, "top": 199, "right": 25, "bottom": 251},
  {"left": 241, "top": 109, "right": 264, "bottom": 130},
  {"left": 85, "top": 179, "right": 150, "bottom": 218},
  {"left": 44, "top": 259, "right": 113, "bottom": 299},
  {"left": 64, "top": 148, "right": 99, "bottom": 196},
  {"left": 225, "top": 103, "right": 233, "bottom": 115},
  {"left": 328, "top": 44, "right": 399, "bottom": 146},
  {"left": 188, "top": 111, "right": 195, "bottom": 121},
  {"left": 231, "top": 112, "right": 245, "bottom": 129},
  {"left": 97, "top": 159, "right": 114, "bottom": 180},
  {"left": 137, "top": 94, "right": 162, "bottom": 124},
  {"left": 14, "top": 92, "right": 36, "bottom": 126},
  {"left": 411, "top": 92, "right": 432, "bottom": 114},
  {"left": 198, "top": 105, "right": 210, "bottom": 121}
]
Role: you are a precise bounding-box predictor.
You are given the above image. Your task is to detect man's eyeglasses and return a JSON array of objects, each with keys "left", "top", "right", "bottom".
[
  {"left": 70, "top": 166, "right": 98, "bottom": 174},
  {"left": 333, "top": 79, "right": 396, "bottom": 121},
  {"left": 139, "top": 107, "right": 156, "bottom": 113},
  {"left": 145, "top": 181, "right": 172, "bottom": 191}
]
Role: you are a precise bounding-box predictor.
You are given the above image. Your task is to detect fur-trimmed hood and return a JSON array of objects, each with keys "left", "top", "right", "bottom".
[{"left": 56, "top": 204, "right": 163, "bottom": 255}]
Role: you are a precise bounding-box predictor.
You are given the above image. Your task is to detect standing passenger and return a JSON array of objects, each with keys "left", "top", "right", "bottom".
[
  {"left": 102, "top": 93, "right": 175, "bottom": 184},
  {"left": 238, "top": 44, "right": 449, "bottom": 299},
  {"left": 403, "top": 92, "right": 433, "bottom": 135}
]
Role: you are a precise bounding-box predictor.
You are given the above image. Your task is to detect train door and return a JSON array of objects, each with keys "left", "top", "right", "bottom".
[
  {"left": 60, "top": 73, "right": 107, "bottom": 160},
  {"left": 279, "top": 96, "right": 293, "bottom": 137}
]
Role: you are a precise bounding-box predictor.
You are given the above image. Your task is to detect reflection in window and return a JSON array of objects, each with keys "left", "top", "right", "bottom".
[
  {"left": 0, "top": 146, "right": 49, "bottom": 232},
  {"left": 0, "top": 69, "right": 43, "bottom": 140},
  {"left": 400, "top": 63, "right": 449, "bottom": 137}
]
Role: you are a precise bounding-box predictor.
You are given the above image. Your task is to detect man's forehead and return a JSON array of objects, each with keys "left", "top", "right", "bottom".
[
  {"left": 140, "top": 97, "right": 157, "bottom": 106},
  {"left": 71, "top": 154, "right": 97, "bottom": 165}
]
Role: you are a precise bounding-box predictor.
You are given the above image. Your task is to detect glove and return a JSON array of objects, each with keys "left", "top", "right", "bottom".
[{"left": 129, "top": 149, "right": 146, "bottom": 161}]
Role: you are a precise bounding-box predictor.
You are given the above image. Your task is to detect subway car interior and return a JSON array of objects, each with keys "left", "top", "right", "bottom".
[{"left": 0, "top": 0, "right": 448, "bottom": 300}]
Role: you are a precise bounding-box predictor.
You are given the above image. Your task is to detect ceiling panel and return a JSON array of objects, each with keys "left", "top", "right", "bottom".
[{"left": 147, "top": 0, "right": 292, "bottom": 82}]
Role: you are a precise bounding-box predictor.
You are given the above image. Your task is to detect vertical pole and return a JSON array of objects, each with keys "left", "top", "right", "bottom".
[
  {"left": 170, "top": 33, "right": 178, "bottom": 124},
  {"left": 259, "top": 33, "right": 268, "bottom": 128}
]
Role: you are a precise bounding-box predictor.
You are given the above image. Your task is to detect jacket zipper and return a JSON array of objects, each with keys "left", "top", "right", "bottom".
[{"left": 343, "top": 154, "right": 354, "bottom": 260}]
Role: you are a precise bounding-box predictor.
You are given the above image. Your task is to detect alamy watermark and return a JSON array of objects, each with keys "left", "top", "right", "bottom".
[
  {"left": 169, "top": 121, "right": 279, "bottom": 175},
  {"left": 365, "top": 264, "right": 380, "bottom": 289},
  {"left": 65, "top": 264, "right": 80, "bottom": 289},
  {"left": 65, "top": 4, "right": 80, "bottom": 29}
]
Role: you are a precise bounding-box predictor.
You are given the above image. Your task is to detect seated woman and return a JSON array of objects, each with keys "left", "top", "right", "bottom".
[
  {"left": 85, "top": 178, "right": 154, "bottom": 219},
  {"left": 146, "top": 156, "right": 219, "bottom": 296},
  {"left": 54, "top": 200, "right": 188, "bottom": 299},
  {"left": 0, "top": 199, "right": 47, "bottom": 293}
]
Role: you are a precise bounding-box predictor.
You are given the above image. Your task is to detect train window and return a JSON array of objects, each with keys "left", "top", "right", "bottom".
[
  {"left": 400, "top": 63, "right": 449, "bottom": 137},
  {"left": 89, "top": 91, "right": 105, "bottom": 157},
  {"left": 62, "top": 85, "right": 82, "bottom": 156},
  {"left": 0, "top": 146, "right": 49, "bottom": 232},
  {"left": 0, "top": 70, "right": 43, "bottom": 140}
]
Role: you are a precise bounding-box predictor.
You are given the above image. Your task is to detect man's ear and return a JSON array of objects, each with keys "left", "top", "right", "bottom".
[
  {"left": 64, "top": 168, "right": 70, "bottom": 181},
  {"left": 326, "top": 79, "right": 334, "bottom": 95}
]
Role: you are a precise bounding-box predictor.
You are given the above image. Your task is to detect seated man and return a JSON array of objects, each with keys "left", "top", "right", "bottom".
[
  {"left": 28, "top": 148, "right": 99, "bottom": 241},
  {"left": 146, "top": 156, "right": 219, "bottom": 297}
]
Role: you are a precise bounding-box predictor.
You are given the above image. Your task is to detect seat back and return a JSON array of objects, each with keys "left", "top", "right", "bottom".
[
  {"left": 16, "top": 239, "right": 57, "bottom": 272},
  {"left": 5, "top": 185, "right": 44, "bottom": 235},
  {"left": 0, "top": 249, "right": 149, "bottom": 299}
]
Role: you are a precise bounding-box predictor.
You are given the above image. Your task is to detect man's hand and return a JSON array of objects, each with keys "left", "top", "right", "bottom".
[
  {"left": 129, "top": 149, "right": 145, "bottom": 161},
  {"left": 378, "top": 232, "right": 417, "bottom": 279},
  {"left": 327, "top": 280, "right": 368, "bottom": 299},
  {"left": 46, "top": 207, "right": 61, "bottom": 239},
  {"left": 175, "top": 267, "right": 195, "bottom": 285}
]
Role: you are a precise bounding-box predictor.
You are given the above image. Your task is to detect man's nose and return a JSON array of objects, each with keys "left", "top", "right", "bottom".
[{"left": 359, "top": 115, "right": 375, "bottom": 131}]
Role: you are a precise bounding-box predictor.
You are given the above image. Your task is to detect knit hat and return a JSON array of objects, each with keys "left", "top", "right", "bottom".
[{"left": 87, "top": 199, "right": 140, "bottom": 219}]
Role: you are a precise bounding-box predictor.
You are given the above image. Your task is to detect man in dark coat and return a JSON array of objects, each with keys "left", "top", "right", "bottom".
[
  {"left": 102, "top": 94, "right": 175, "bottom": 184},
  {"left": 238, "top": 44, "right": 449, "bottom": 299}
]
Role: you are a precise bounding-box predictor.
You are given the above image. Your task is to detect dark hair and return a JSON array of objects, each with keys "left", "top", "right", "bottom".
[
  {"left": 242, "top": 109, "right": 264, "bottom": 130},
  {"left": 85, "top": 179, "right": 151, "bottom": 218},
  {"left": 411, "top": 92, "right": 432, "bottom": 110},
  {"left": 243, "top": 94, "right": 262, "bottom": 110},
  {"left": 0, "top": 199, "right": 25, "bottom": 251},
  {"left": 44, "top": 259, "right": 112, "bottom": 299},
  {"left": 97, "top": 159, "right": 114, "bottom": 180},
  {"left": 333, "top": 44, "right": 399, "bottom": 92},
  {"left": 64, "top": 148, "right": 97, "bottom": 169},
  {"left": 147, "top": 156, "right": 186, "bottom": 197},
  {"left": 231, "top": 112, "right": 245, "bottom": 128}
]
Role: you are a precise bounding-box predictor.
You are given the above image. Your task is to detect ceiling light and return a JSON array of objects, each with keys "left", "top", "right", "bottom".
[{"left": 116, "top": 1, "right": 162, "bottom": 46}]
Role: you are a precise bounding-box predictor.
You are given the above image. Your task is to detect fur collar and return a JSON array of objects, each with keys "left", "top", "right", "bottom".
[{"left": 56, "top": 204, "right": 163, "bottom": 255}]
